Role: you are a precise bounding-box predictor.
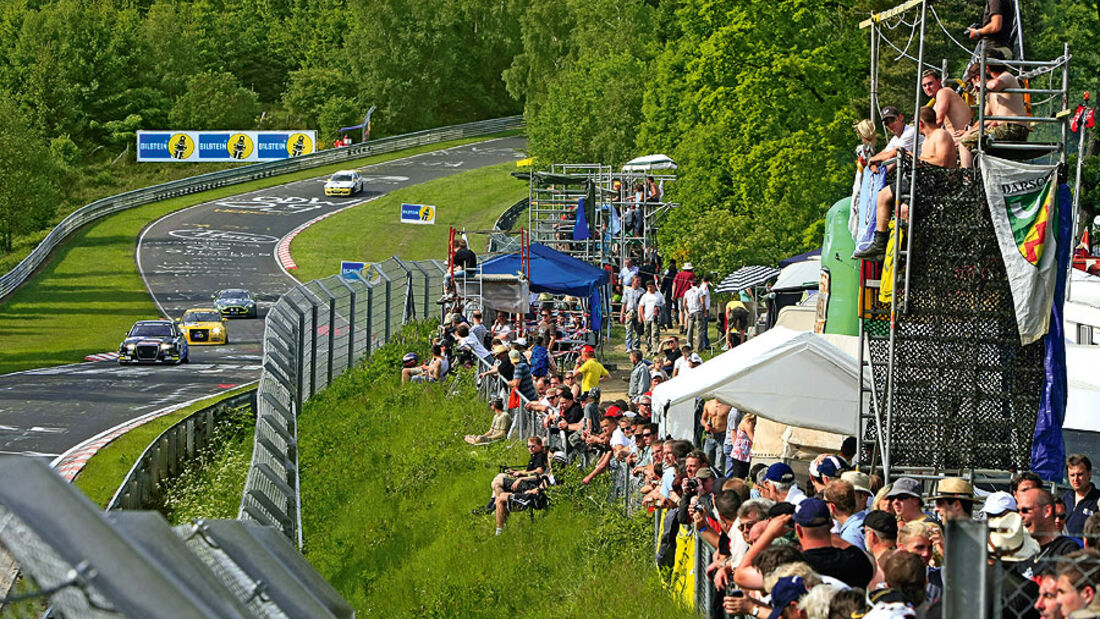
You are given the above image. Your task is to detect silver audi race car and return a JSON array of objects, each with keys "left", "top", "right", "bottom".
[
  {"left": 118, "top": 320, "right": 189, "bottom": 365},
  {"left": 324, "top": 170, "right": 364, "bottom": 196},
  {"left": 212, "top": 289, "right": 258, "bottom": 318}
]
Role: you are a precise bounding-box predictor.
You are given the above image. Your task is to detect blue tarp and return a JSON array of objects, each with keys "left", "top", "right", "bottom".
[
  {"left": 573, "top": 197, "right": 590, "bottom": 240},
  {"left": 480, "top": 243, "right": 610, "bottom": 331},
  {"left": 1032, "top": 183, "right": 1072, "bottom": 481},
  {"left": 852, "top": 168, "right": 887, "bottom": 257},
  {"left": 779, "top": 248, "right": 823, "bottom": 267}
]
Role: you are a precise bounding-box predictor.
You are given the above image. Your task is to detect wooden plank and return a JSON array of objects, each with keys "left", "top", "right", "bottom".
[{"left": 859, "top": 0, "right": 924, "bottom": 29}]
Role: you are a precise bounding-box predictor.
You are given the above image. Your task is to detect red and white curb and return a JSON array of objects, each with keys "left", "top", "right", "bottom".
[
  {"left": 84, "top": 352, "right": 120, "bottom": 362},
  {"left": 50, "top": 382, "right": 257, "bottom": 482},
  {"left": 275, "top": 195, "right": 380, "bottom": 271}
]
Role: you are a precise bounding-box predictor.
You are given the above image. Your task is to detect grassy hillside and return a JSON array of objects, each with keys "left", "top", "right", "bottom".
[
  {"left": 299, "top": 324, "right": 692, "bottom": 617},
  {"left": 289, "top": 161, "right": 528, "bottom": 281}
]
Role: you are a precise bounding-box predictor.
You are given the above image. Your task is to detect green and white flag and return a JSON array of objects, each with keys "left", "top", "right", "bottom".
[{"left": 978, "top": 154, "right": 1059, "bottom": 345}]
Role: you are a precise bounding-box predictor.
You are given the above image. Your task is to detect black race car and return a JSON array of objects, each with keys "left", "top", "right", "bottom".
[
  {"left": 212, "top": 288, "right": 258, "bottom": 318},
  {"left": 118, "top": 320, "right": 189, "bottom": 365}
]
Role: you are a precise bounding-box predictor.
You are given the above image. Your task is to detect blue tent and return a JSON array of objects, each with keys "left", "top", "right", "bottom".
[{"left": 480, "top": 243, "right": 609, "bottom": 329}]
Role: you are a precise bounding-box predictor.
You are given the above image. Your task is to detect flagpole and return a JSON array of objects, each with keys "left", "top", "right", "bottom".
[{"left": 1066, "top": 97, "right": 1091, "bottom": 303}]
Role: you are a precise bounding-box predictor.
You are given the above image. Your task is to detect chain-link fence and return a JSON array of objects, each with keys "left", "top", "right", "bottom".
[
  {"left": 237, "top": 258, "right": 446, "bottom": 547},
  {"left": 0, "top": 116, "right": 522, "bottom": 301}
]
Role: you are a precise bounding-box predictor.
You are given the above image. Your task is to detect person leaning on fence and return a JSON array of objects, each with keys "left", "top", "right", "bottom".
[
  {"left": 456, "top": 324, "right": 491, "bottom": 366},
  {"left": 508, "top": 349, "right": 537, "bottom": 402},
  {"left": 465, "top": 397, "right": 512, "bottom": 445}
]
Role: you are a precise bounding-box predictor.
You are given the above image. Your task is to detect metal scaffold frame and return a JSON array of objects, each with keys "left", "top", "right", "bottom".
[{"left": 855, "top": 0, "right": 1079, "bottom": 483}]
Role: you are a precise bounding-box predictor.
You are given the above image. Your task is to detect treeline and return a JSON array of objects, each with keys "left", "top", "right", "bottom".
[{"left": 0, "top": 0, "right": 1095, "bottom": 267}]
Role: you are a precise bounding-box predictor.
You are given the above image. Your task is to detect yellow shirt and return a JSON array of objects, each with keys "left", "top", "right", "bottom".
[{"left": 576, "top": 359, "right": 609, "bottom": 392}]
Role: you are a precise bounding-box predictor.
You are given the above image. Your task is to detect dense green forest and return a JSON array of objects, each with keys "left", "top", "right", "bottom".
[{"left": 0, "top": 0, "right": 1095, "bottom": 269}]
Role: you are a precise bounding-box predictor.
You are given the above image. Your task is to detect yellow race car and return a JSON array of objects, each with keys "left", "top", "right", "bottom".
[{"left": 177, "top": 308, "right": 230, "bottom": 345}]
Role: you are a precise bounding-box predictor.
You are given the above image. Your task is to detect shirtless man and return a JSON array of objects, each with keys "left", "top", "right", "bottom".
[
  {"left": 702, "top": 399, "right": 732, "bottom": 474},
  {"left": 917, "top": 107, "right": 958, "bottom": 168},
  {"left": 957, "top": 59, "right": 1029, "bottom": 167},
  {"left": 921, "top": 70, "right": 972, "bottom": 134}
]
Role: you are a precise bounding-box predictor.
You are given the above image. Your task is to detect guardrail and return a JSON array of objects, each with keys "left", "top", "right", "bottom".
[
  {"left": 0, "top": 115, "right": 523, "bottom": 302},
  {"left": 487, "top": 197, "right": 529, "bottom": 253},
  {"left": 237, "top": 258, "right": 446, "bottom": 547},
  {"left": 106, "top": 389, "right": 258, "bottom": 511}
]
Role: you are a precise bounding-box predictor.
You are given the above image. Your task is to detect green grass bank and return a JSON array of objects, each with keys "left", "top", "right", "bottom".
[
  {"left": 299, "top": 323, "right": 692, "bottom": 617},
  {"left": 289, "top": 161, "right": 528, "bottom": 281},
  {"left": 0, "top": 134, "right": 513, "bottom": 375}
]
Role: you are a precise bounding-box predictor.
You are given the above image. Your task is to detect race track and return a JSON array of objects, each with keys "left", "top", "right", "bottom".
[{"left": 0, "top": 136, "right": 527, "bottom": 458}]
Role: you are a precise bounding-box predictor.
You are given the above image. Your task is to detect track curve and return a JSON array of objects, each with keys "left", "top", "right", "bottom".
[{"left": 0, "top": 136, "right": 527, "bottom": 458}]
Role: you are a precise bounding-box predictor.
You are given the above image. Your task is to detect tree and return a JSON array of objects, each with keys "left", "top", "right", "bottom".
[
  {"left": 169, "top": 71, "right": 261, "bottom": 130},
  {"left": 0, "top": 98, "right": 61, "bottom": 252},
  {"left": 317, "top": 96, "right": 361, "bottom": 145},
  {"left": 282, "top": 67, "right": 358, "bottom": 130}
]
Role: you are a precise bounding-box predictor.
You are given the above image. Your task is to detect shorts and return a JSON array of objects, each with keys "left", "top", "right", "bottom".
[
  {"left": 961, "top": 123, "right": 1029, "bottom": 149},
  {"left": 728, "top": 307, "right": 749, "bottom": 332},
  {"left": 411, "top": 374, "right": 435, "bottom": 383}
]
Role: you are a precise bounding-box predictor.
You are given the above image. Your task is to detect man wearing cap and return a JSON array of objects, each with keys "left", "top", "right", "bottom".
[
  {"left": 930, "top": 477, "right": 976, "bottom": 522},
  {"left": 854, "top": 107, "right": 925, "bottom": 260},
  {"left": 794, "top": 498, "right": 875, "bottom": 589},
  {"left": 509, "top": 349, "right": 537, "bottom": 402},
  {"left": 762, "top": 462, "right": 808, "bottom": 506},
  {"left": 683, "top": 467, "right": 721, "bottom": 547},
  {"left": 983, "top": 491, "right": 1019, "bottom": 519},
  {"left": 809, "top": 455, "right": 849, "bottom": 495},
  {"left": 1063, "top": 454, "right": 1100, "bottom": 539},
  {"left": 886, "top": 477, "right": 937, "bottom": 526},
  {"left": 573, "top": 345, "right": 609, "bottom": 393},
  {"left": 864, "top": 510, "right": 899, "bottom": 589},
  {"left": 757, "top": 575, "right": 808, "bottom": 619},
  {"left": 673, "top": 344, "right": 696, "bottom": 378}
]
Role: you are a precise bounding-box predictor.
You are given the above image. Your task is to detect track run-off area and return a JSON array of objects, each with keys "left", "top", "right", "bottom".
[{"left": 0, "top": 136, "right": 527, "bottom": 461}]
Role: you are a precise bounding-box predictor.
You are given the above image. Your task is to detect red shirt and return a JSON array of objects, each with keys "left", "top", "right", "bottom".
[{"left": 672, "top": 270, "right": 695, "bottom": 299}]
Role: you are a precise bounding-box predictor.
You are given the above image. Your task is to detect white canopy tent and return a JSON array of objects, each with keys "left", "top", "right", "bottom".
[
  {"left": 651, "top": 327, "right": 867, "bottom": 440},
  {"left": 1065, "top": 344, "right": 1100, "bottom": 432},
  {"left": 772, "top": 258, "right": 823, "bottom": 291},
  {"left": 621, "top": 154, "right": 677, "bottom": 172}
]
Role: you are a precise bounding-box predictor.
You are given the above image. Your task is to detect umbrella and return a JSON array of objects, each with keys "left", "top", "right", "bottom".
[
  {"left": 715, "top": 265, "right": 781, "bottom": 294},
  {"left": 621, "top": 154, "right": 677, "bottom": 172}
]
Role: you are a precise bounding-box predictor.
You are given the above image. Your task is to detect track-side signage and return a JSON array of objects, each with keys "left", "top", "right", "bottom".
[
  {"left": 400, "top": 203, "right": 436, "bottom": 225},
  {"left": 137, "top": 131, "right": 316, "bottom": 162}
]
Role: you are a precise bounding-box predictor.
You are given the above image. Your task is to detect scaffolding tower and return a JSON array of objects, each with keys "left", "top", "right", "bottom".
[
  {"left": 525, "top": 163, "right": 678, "bottom": 273},
  {"left": 855, "top": 0, "right": 1080, "bottom": 484}
]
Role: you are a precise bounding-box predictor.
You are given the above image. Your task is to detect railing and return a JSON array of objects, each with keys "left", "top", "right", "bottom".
[
  {"left": 237, "top": 258, "right": 447, "bottom": 547},
  {"left": 487, "top": 197, "right": 529, "bottom": 252},
  {"left": 106, "top": 389, "right": 257, "bottom": 511},
  {"left": 0, "top": 115, "right": 523, "bottom": 301}
]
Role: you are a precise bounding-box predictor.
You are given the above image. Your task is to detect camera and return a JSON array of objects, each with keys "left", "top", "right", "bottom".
[
  {"left": 685, "top": 478, "right": 699, "bottom": 494},
  {"left": 965, "top": 23, "right": 980, "bottom": 37}
]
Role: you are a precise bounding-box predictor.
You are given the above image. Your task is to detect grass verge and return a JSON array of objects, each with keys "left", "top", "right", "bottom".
[
  {"left": 290, "top": 161, "right": 529, "bottom": 281},
  {"left": 0, "top": 133, "right": 517, "bottom": 376},
  {"left": 299, "top": 323, "right": 693, "bottom": 617},
  {"left": 74, "top": 384, "right": 256, "bottom": 508}
]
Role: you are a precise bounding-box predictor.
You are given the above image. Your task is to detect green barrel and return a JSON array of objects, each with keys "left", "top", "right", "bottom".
[{"left": 821, "top": 197, "right": 859, "bottom": 335}]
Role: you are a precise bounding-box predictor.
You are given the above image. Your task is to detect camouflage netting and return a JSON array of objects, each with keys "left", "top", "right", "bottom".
[{"left": 863, "top": 163, "right": 1045, "bottom": 472}]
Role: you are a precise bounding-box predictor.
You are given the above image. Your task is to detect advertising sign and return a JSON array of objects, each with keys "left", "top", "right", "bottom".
[
  {"left": 340, "top": 261, "right": 366, "bottom": 281},
  {"left": 400, "top": 203, "right": 436, "bottom": 225},
  {"left": 136, "top": 130, "right": 316, "bottom": 162}
]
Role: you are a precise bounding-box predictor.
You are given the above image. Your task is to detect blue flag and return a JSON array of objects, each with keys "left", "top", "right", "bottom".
[
  {"left": 1031, "top": 184, "right": 1072, "bottom": 481},
  {"left": 573, "top": 197, "right": 590, "bottom": 240}
]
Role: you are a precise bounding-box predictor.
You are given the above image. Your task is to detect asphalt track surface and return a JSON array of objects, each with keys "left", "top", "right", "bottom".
[{"left": 0, "top": 136, "right": 527, "bottom": 458}]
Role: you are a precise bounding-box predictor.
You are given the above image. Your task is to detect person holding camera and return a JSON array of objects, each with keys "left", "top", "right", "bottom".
[{"left": 489, "top": 436, "right": 549, "bottom": 534}]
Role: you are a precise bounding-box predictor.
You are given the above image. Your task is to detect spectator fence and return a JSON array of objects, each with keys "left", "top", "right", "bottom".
[
  {"left": 237, "top": 258, "right": 447, "bottom": 547},
  {"left": 0, "top": 115, "right": 522, "bottom": 302}
]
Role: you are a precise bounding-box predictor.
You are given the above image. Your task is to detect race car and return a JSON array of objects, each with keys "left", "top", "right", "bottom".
[
  {"left": 212, "top": 289, "right": 258, "bottom": 318},
  {"left": 118, "top": 320, "right": 189, "bottom": 365},
  {"left": 178, "top": 308, "right": 229, "bottom": 345},
  {"left": 324, "top": 170, "right": 364, "bottom": 196}
]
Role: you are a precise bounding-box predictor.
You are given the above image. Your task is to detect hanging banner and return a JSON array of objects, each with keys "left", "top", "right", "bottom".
[
  {"left": 978, "top": 154, "right": 1060, "bottom": 345},
  {"left": 400, "top": 203, "right": 436, "bottom": 225},
  {"left": 136, "top": 130, "right": 316, "bottom": 162}
]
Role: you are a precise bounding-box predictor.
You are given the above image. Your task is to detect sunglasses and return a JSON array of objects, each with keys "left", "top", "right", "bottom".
[{"left": 642, "top": 432, "right": 653, "bottom": 437}]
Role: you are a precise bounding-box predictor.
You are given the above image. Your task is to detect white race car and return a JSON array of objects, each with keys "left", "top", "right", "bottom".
[{"left": 324, "top": 170, "right": 363, "bottom": 196}]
